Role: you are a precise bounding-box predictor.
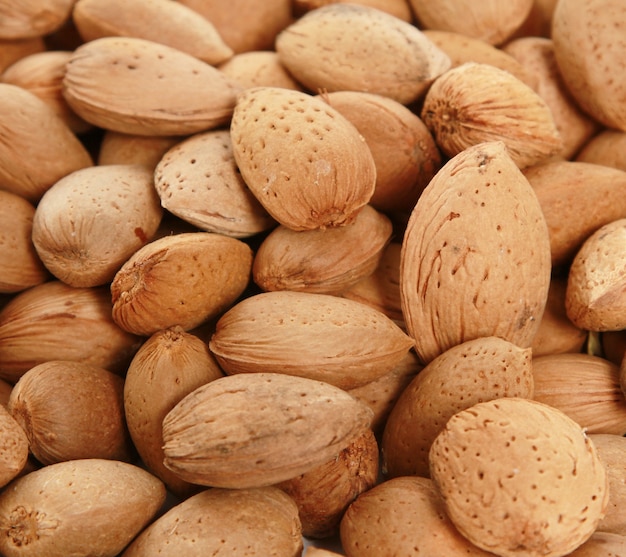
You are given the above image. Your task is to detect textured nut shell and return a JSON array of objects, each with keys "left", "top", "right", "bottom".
[
  {"left": 122, "top": 486, "right": 302, "bottom": 557},
  {"left": 409, "top": 0, "right": 533, "bottom": 45},
  {"left": 154, "top": 129, "right": 276, "bottom": 238},
  {"left": 576, "top": 130, "right": 626, "bottom": 172},
  {"left": 0, "top": 83, "right": 92, "bottom": 203},
  {"left": 276, "top": 4, "right": 450, "bottom": 105},
  {"left": 0, "top": 459, "right": 166, "bottom": 557},
  {"left": 230, "top": 86, "right": 376, "bottom": 231},
  {"left": 429, "top": 398, "right": 609, "bottom": 557},
  {"left": 111, "top": 232, "right": 252, "bottom": 336},
  {"left": 32, "top": 164, "right": 163, "bottom": 287},
  {"left": 293, "top": 0, "right": 412, "bottom": 21},
  {"left": 0, "top": 405, "right": 28, "bottom": 488},
  {"left": 0, "top": 37, "right": 44, "bottom": 73},
  {"left": 382, "top": 337, "right": 533, "bottom": 479},
  {"left": 0, "top": 281, "right": 141, "bottom": 383},
  {"left": 566, "top": 531, "right": 626, "bottom": 557},
  {"left": 209, "top": 291, "right": 414, "bottom": 390},
  {"left": 63, "top": 37, "right": 241, "bottom": 136},
  {"left": 565, "top": 219, "right": 626, "bottom": 331},
  {"left": 252, "top": 205, "right": 392, "bottom": 295},
  {"left": 0, "top": 191, "right": 48, "bottom": 293},
  {"left": 162, "top": 373, "right": 374, "bottom": 488},
  {"left": 340, "top": 476, "right": 494, "bottom": 557},
  {"left": 400, "top": 141, "right": 551, "bottom": 364},
  {"left": 8, "top": 361, "right": 133, "bottom": 465},
  {"left": 98, "top": 131, "right": 180, "bottom": 169},
  {"left": 0, "top": 0, "right": 74, "bottom": 39},
  {"left": 421, "top": 63, "right": 562, "bottom": 169},
  {"left": 524, "top": 161, "right": 626, "bottom": 268},
  {"left": 321, "top": 91, "right": 441, "bottom": 214},
  {"left": 552, "top": 0, "right": 626, "bottom": 131},
  {"left": 124, "top": 327, "right": 224, "bottom": 497},
  {"left": 73, "top": 0, "right": 233, "bottom": 65},
  {"left": 532, "top": 353, "right": 626, "bottom": 435},
  {"left": 218, "top": 51, "right": 302, "bottom": 91}
]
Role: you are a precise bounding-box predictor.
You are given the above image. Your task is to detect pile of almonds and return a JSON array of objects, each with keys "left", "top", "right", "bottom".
[{"left": 1, "top": 0, "right": 626, "bottom": 555}]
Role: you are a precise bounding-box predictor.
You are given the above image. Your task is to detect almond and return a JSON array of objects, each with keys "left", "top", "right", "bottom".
[
  {"left": 230, "top": 86, "right": 376, "bottom": 231},
  {"left": 218, "top": 50, "right": 303, "bottom": 91},
  {"left": 576, "top": 130, "right": 626, "bottom": 172},
  {"left": 276, "top": 4, "right": 450, "bottom": 105},
  {"left": 293, "top": 0, "right": 413, "bottom": 21},
  {"left": 208, "top": 291, "right": 414, "bottom": 390},
  {"left": 566, "top": 531, "right": 626, "bottom": 557},
  {"left": 162, "top": 372, "right": 374, "bottom": 488},
  {"left": 0, "top": 404, "right": 28, "bottom": 488},
  {"left": 400, "top": 141, "right": 552, "bottom": 364},
  {"left": 0, "top": 0, "right": 75, "bottom": 39},
  {"left": 97, "top": 131, "right": 180, "bottom": 169},
  {"left": 0, "top": 37, "right": 45, "bottom": 73}
]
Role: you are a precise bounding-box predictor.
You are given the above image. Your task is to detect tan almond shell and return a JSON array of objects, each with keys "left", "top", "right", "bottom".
[
  {"left": 293, "top": 0, "right": 412, "bottom": 21},
  {"left": 73, "top": 0, "right": 233, "bottom": 65},
  {"left": 0, "top": 0, "right": 75, "bottom": 39},
  {"left": 320, "top": 90, "right": 442, "bottom": 214},
  {"left": 0, "top": 281, "right": 141, "bottom": 383},
  {"left": 565, "top": 218, "right": 626, "bottom": 331},
  {"left": 576, "top": 129, "right": 626, "bottom": 172},
  {"left": 124, "top": 326, "right": 224, "bottom": 497},
  {"left": 588, "top": 433, "right": 626, "bottom": 536},
  {"left": 0, "top": 404, "right": 28, "bottom": 488},
  {"left": 0, "top": 459, "right": 166, "bottom": 557},
  {"left": 32, "top": 164, "right": 163, "bottom": 288},
  {"left": 252, "top": 204, "right": 392, "bottom": 295},
  {"left": 218, "top": 50, "right": 303, "bottom": 91},
  {"left": 0, "top": 83, "right": 92, "bottom": 203},
  {"left": 0, "top": 50, "right": 91, "bottom": 134},
  {"left": 340, "top": 476, "right": 494, "bottom": 557},
  {"left": 111, "top": 232, "right": 252, "bottom": 336},
  {"left": 566, "top": 531, "right": 626, "bottom": 556},
  {"left": 0, "top": 191, "right": 48, "bottom": 294},
  {"left": 276, "top": 4, "right": 450, "bottom": 105},
  {"left": 382, "top": 337, "right": 533, "bottom": 479},
  {"left": 524, "top": 160, "right": 626, "bottom": 268},
  {"left": 429, "top": 397, "right": 609, "bottom": 557},
  {"left": 422, "top": 29, "right": 539, "bottom": 90},
  {"left": 503, "top": 36, "right": 599, "bottom": 160},
  {"left": 161, "top": 372, "right": 374, "bottom": 488},
  {"left": 532, "top": 353, "right": 626, "bottom": 435},
  {"left": 421, "top": 63, "right": 563, "bottom": 169},
  {"left": 62, "top": 36, "right": 242, "bottom": 136},
  {"left": 98, "top": 131, "right": 180, "bottom": 169},
  {"left": 409, "top": 0, "right": 533, "bottom": 45},
  {"left": 0, "top": 37, "right": 45, "bottom": 73},
  {"left": 154, "top": 129, "right": 276, "bottom": 238},
  {"left": 8, "top": 360, "right": 133, "bottom": 465},
  {"left": 400, "top": 141, "right": 552, "bottom": 364},
  {"left": 230, "top": 86, "right": 376, "bottom": 231},
  {"left": 552, "top": 0, "right": 626, "bottom": 131},
  {"left": 121, "top": 486, "right": 303, "bottom": 557},
  {"left": 208, "top": 291, "right": 414, "bottom": 390},
  {"left": 276, "top": 427, "right": 379, "bottom": 539}
]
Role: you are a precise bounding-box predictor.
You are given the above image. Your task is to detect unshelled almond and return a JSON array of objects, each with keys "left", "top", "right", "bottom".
[
  {"left": 576, "top": 129, "right": 626, "bottom": 172},
  {"left": 218, "top": 51, "right": 303, "bottom": 91},
  {"left": 0, "top": 404, "right": 28, "bottom": 488},
  {"left": 0, "top": 0, "right": 75, "bottom": 39}
]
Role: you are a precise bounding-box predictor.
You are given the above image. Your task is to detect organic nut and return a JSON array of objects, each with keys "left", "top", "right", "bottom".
[
  {"left": 532, "top": 353, "right": 626, "bottom": 435},
  {"left": 0, "top": 280, "right": 141, "bottom": 383},
  {"left": 111, "top": 231, "right": 253, "bottom": 336},
  {"left": 162, "top": 372, "right": 374, "bottom": 488},
  {"left": 0, "top": 459, "right": 166, "bottom": 557},
  {"left": 429, "top": 397, "right": 609, "bottom": 557},
  {"left": 0, "top": 404, "right": 28, "bottom": 488},
  {"left": 154, "top": 129, "right": 276, "bottom": 238},
  {"left": 400, "top": 141, "right": 552, "bottom": 364},
  {"left": 0, "top": 83, "right": 92, "bottom": 203},
  {"left": 293, "top": 0, "right": 413, "bottom": 21},
  {"left": 8, "top": 360, "right": 133, "bottom": 465},
  {"left": 72, "top": 0, "right": 234, "bottom": 65},
  {"left": 218, "top": 51, "right": 303, "bottom": 91},
  {"left": 565, "top": 218, "right": 626, "bottom": 331},
  {"left": 121, "top": 486, "right": 303, "bottom": 557},
  {"left": 421, "top": 63, "right": 563, "bottom": 169},
  {"left": 208, "top": 291, "right": 414, "bottom": 390},
  {"left": 340, "top": 476, "right": 493, "bottom": 556},
  {"left": 229, "top": 86, "right": 376, "bottom": 231},
  {"left": 62, "top": 36, "right": 242, "bottom": 136},
  {"left": 252, "top": 204, "right": 392, "bottom": 295},
  {"left": 124, "top": 326, "right": 224, "bottom": 497},
  {"left": 382, "top": 337, "right": 533, "bottom": 479},
  {"left": 276, "top": 4, "right": 451, "bottom": 105},
  {"left": 0, "top": 37, "right": 45, "bottom": 73},
  {"left": 32, "top": 164, "right": 163, "bottom": 288},
  {"left": 576, "top": 129, "right": 626, "bottom": 172},
  {"left": 0, "top": 0, "right": 75, "bottom": 39},
  {"left": 97, "top": 131, "right": 180, "bottom": 169},
  {"left": 0, "top": 190, "right": 48, "bottom": 294}
]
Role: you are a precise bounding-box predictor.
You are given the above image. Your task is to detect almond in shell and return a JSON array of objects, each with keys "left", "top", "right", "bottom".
[
  {"left": 576, "top": 130, "right": 626, "bottom": 172},
  {"left": 0, "top": 0, "right": 75, "bottom": 39},
  {"left": 97, "top": 131, "right": 180, "bottom": 169},
  {"left": 0, "top": 404, "right": 28, "bottom": 488},
  {"left": 218, "top": 50, "right": 303, "bottom": 91},
  {"left": 0, "top": 37, "right": 44, "bottom": 73}
]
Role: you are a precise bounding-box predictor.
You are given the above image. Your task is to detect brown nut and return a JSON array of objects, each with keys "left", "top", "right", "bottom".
[{"left": 0, "top": 404, "right": 28, "bottom": 488}]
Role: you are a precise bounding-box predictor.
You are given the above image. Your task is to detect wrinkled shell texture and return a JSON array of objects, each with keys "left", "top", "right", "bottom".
[
  {"left": 400, "top": 141, "right": 551, "bottom": 364},
  {"left": 0, "top": 405, "right": 28, "bottom": 488},
  {"left": 0, "top": 0, "right": 75, "bottom": 39},
  {"left": 429, "top": 398, "right": 609, "bottom": 557}
]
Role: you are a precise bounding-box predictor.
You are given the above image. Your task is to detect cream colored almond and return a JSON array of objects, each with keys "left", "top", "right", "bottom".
[
  {"left": 97, "top": 131, "right": 180, "bottom": 169},
  {"left": 218, "top": 50, "right": 303, "bottom": 91},
  {"left": 293, "top": 0, "right": 413, "bottom": 21},
  {"left": 0, "top": 37, "right": 44, "bottom": 73},
  {"left": 576, "top": 130, "right": 626, "bottom": 172},
  {"left": 0, "top": 0, "right": 75, "bottom": 39}
]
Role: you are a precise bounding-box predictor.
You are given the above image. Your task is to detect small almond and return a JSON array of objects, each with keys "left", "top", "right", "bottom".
[{"left": 0, "top": 404, "right": 28, "bottom": 488}]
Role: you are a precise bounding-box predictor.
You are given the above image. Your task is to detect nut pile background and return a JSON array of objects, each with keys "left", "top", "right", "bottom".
[{"left": 0, "top": 0, "right": 626, "bottom": 556}]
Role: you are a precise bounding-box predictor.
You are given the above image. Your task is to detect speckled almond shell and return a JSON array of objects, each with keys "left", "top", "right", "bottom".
[
  {"left": 400, "top": 141, "right": 552, "bottom": 364},
  {"left": 0, "top": 405, "right": 28, "bottom": 488},
  {"left": 230, "top": 86, "right": 376, "bottom": 231},
  {"left": 429, "top": 398, "right": 609, "bottom": 557}
]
